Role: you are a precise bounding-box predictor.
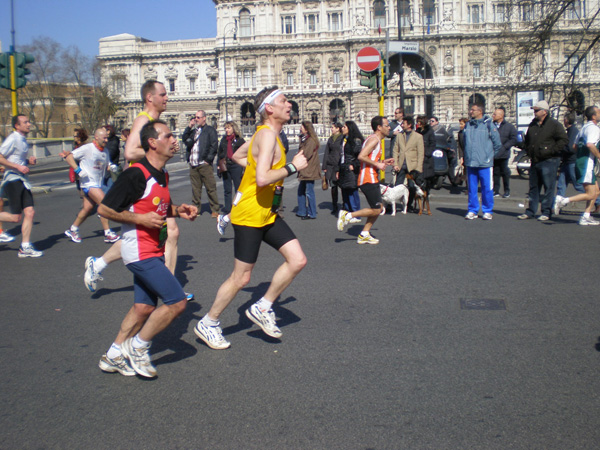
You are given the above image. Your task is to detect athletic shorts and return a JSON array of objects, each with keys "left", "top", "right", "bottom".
[
  {"left": 359, "top": 182, "right": 383, "bottom": 209},
  {"left": 3, "top": 180, "right": 34, "bottom": 214},
  {"left": 82, "top": 185, "right": 108, "bottom": 196},
  {"left": 126, "top": 256, "right": 186, "bottom": 306},
  {"left": 575, "top": 156, "right": 596, "bottom": 185},
  {"left": 232, "top": 215, "right": 297, "bottom": 264}
]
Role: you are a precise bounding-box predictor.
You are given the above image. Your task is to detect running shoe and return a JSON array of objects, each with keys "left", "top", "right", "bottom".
[
  {"left": 348, "top": 217, "right": 362, "bottom": 224},
  {"left": 357, "top": 233, "right": 380, "bottom": 245},
  {"left": 104, "top": 230, "right": 120, "bottom": 243},
  {"left": 246, "top": 304, "right": 282, "bottom": 338},
  {"left": 84, "top": 256, "right": 103, "bottom": 292},
  {"left": 337, "top": 210, "right": 351, "bottom": 231},
  {"left": 18, "top": 244, "right": 43, "bottom": 258},
  {"left": 217, "top": 214, "right": 229, "bottom": 236},
  {"left": 482, "top": 213, "right": 493, "bottom": 220},
  {"left": 554, "top": 195, "right": 569, "bottom": 216},
  {"left": 538, "top": 215, "right": 550, "bottom": 222},
  {"left": 185, "top": 292, "right": 195, "bottom": 302},
  {"left": 0, "top": 231, "right": 15, "bottom": 243},
  {"left": 121, "top": 338, "right": 157, "bottom": 378},
  {"left": 65, "top": 229, "right": 82, "bottom": 243},
  {"left": 465, "top": 212, "right": 478, "bottom": 220},
  {"left": 98, "top": 354, "right": 136, "bottom": 376},
  {"left": 194, "top": 321, "right": 231, "bottom": 349},
  {"left": 579, "top": 215, "right": 600, "bottom": 226}
]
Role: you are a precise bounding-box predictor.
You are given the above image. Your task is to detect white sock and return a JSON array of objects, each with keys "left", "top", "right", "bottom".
[
  {"left": 104, "top": 229, "right": 112, "bottom": 235},
  {"left": 21, "top": 242, "right": 30, "bottom": 247},
  {"left": 255, "top": 297, "right": 273, "bottom": 312},
  {"left": 223, "top": 215, "right": 230, "bottom": 223},
  {"left": 70, "top": 225, "right": 79, "bottom": 232},
  {"left": 132, "top": 334, "right": 150, "bottom": 349},
  {"left": 360, "top": 231, "right": 370, "bottom": 237},
  {"left": 201, "top": 315, "right": 220, "bottom": 327},
  {"left": 583, "top": 212, "right": 590, "bottom": 219},
  {"left": 94, "top": 257, "right": 108, "bottom": 273},
  {"left": 107, "top": 343, "right": 121, "bottom": 359},
  {"left": 565, "top": 197, "right": 570, "bottom": 203}
]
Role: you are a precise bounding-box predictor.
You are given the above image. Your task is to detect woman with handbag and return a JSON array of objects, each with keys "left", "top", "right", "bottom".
[
  {"left": 322, "top": 122, "right": 344, "bottom": 215},
  {"left": 338, "top": 120, "right": 364, "bottom": 214},
  {"left": 296, "top": 120, "right": 321, "bottom": 219}
]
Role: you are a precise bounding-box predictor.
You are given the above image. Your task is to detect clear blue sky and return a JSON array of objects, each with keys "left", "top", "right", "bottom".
[{"left": 0, "top": 0, "right": 217, "bottom": 57}]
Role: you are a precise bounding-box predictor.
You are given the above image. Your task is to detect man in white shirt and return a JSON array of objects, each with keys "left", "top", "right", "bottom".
[
  {"left": 0, "top": 115, "right": 43, "bottom": 257},
  {"left": 62, "top": 127, "right": 120, "bottom": 243}
]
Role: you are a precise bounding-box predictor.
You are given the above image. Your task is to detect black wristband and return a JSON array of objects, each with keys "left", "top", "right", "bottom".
[{"left": 284, "top": 163, "right": 297, "bottom": 176}]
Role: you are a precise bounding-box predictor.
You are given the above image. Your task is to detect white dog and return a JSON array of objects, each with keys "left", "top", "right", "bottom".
[{"left": 379, "top": 183, "right": 409, "bottom": 216}]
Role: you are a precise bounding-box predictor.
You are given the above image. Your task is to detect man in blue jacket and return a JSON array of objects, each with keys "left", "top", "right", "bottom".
[
  {"left": 491, "top": 107, "right": 517, "bottom": 198},
  {"left": 463, "top": 103, "right": 502, "bottom": 220}
]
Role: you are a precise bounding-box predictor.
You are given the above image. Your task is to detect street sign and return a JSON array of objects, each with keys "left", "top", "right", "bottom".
[
  {"left": 357, "top": 47, "right": 381, "bottom": 72},
  {"left": 388, "top": 41, "right": 420, "bottom": 54}
]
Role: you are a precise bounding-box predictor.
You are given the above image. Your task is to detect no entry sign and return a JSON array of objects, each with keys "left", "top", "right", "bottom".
[{"left": 357, "top": 47, "right": 381, "bottom": 72}]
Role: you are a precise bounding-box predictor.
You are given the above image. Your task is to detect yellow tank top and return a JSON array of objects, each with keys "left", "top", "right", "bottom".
[
  {"left": 128, "top": 111, "right": 156, "bottom": 166},
  {"left": 230, "top": 125, "right": 286, "bottom": 227}
]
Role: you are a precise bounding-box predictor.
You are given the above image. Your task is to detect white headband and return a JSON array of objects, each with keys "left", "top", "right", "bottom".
[{"left": 257, "top": 90, "right": 282, "bottom": 114}]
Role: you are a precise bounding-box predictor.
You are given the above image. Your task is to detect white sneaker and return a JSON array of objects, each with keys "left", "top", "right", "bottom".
[
  {"left": 0, "top": 231, "right": 15, "bottom": 243},
  {"left": 98, "top": 354, "right": 136, "bottom": 376},
  {"left": 579, "top": 215, "right": 600, "bottom": 226},
  {"left": 337, "top": 210, "right": 351, "bottom": 231},
  {"left": 348, "top": 217, "right": 362, "bottom": 224},
  {"left": 246, "top": 304, "right": 282, "bottom": 338},
  {"left": 465, "top": 212, "right": 478, "bottom": 220},
  {"left": 104, "top": 230, "right": 120, "bottom": 243},
  {"left": 482, "top": 213, "right": 493, "bottom": 220},
  {"left": 65, "top": 229, "right": 82, "bottom": 243},
  {"left": 18, "top": 244, "right": 43, "bottom": 258},
  {"left": 121, "top": 338, "right": 157, "bottom": 378},
  {"left": 554, "top": 195, "right": 569, "bottom": 216},
  {"left": 84, "top": 256, "right": 103, "bottom": 292},
  {"left": 217, "top": 214, "right": 229, "bottom": 236},
  {"left": 357, "top": 233, "right": 379, "bottom": 245},
  {"left": 538, "top": 215, "right": 550, "bottom": 222},
  {"left": 194, "top": 321, "right": 231, "bottom": 349}
]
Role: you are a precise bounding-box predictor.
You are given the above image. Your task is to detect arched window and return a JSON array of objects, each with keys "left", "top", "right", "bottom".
[
  {"left": 239, "top": 8, "right": 252, "bottom": 37},
  {"left": 373, "top": 0, "right": 386, "bottom": 28},
  {"left": 289, "top": 101, "right": 300, "bottom": 124},
  {"left": 329, "top": 99, "right": 345, "bottom": 123},
  {"left": 241, "top": 102, "right": 256, "bottom": 127},
  {"left": 468, "top": 93, "right": 486, "bottom": 111},
  {"left": 311, "top": 112, "right": 319, "bottom": 124},
  {"left": 169, "top": 118, "right": 176, "bottom": 131},
  {"left": 398, "top": 0, "right": 411, "bottom": 27}
]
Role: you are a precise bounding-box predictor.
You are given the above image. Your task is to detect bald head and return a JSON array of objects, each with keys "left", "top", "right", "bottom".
[
  {"left": 492, "top": 108, "right": 505, "bottom": 124},
  {"left": 94, "top": 128, "right": 108, "bottom": 148}
]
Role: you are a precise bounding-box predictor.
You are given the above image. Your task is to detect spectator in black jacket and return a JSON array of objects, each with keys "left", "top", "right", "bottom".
[
  {"left": 186, "top": 110, "right": 220, "bottom": 217},
  {"left": 518, "top": 101, "right": 568, "bottom": 221},
  {"left": 103, "top": 124, "right": 122, "bottom": 185},
  {"left": 491, "top": 108, "right": 517, "bottom": 198},
  {"left": 322, "top": 122, "right": 344, "bottom": 214},
  {"left": 555, "top": 112, "right": 583, "bottom": 202},
  {"left": 217, "top": 121, "right": 245, "bottom": 214}
]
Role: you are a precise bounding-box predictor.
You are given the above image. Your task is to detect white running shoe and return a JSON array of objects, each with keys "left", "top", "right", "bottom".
[
  {"left": 554, "top": 195, "right": 569, "bottom": 216},
  {"left": 465, "top": 212, "right": 478, "bottom": 220},
  {"left": 246, "top": 304, "right": 282, "bottom": 338},
  {"left": 121, "top": 338, "right": 157, "bottom": 378},
  {"left": 482, "top": 213, "right": 493, "bottom": 220},
  {"left": 217, "top": 214, "right": 229, "bottom": 236},
  {"left": 104, "top": 230, "right": 120, "bottom": 243},
  {"left": 65, "top": 229, "right": 82, "bottom": 243},
  {"left": 194, "top": 321, "right": 231, "bottom": 349},
  {"left": 348, "top": 217, "right": 362, "bottom": 224},
  {"left": 337, "top": 210, "right": 351, "bottom": 231},
  {"left": 579, "top": 215, "right": 600, "bottom": 226},
  {"left": 84, "top": 257, "right": 103, "bottom": 292},
  {"left": 98, "top": 354, "right": 136, "bottom": 376},
  {"left": 0, "top": 231, "right": 15, "bottom": 243},
  {"left": 18, "top": 244, "right": 43, "bottom": 258},
  {"left": 357, "top": 233, "right": 380, "bottom": 245}
]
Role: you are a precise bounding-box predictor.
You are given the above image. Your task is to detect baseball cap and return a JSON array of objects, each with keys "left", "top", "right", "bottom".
[{"left": 531, "top": 100, "right": 549, "bottom": 111}]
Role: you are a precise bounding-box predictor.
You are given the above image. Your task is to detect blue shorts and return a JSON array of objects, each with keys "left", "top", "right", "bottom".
[
  {"left": 126, "top": 257, "right": 185, "bottom": 306},
  {"left": 82, "top": 185, "right": 108, "bottom": 196}
]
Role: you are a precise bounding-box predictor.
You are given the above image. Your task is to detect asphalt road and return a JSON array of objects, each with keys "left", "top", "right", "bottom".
[{"left": 1, "top": 158, "right": 599, "bottom": 449}]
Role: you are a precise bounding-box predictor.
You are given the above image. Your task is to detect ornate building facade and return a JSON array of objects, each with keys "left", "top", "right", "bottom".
[{"left": 98, "top": 0, "right": 600, "bottom": 135}]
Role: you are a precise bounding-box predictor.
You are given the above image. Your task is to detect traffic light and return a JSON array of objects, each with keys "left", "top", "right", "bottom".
[
  {"left": 14, "top": 52, "right": 34, "bottom": 88},
  {"left": 0, "top": 53, "right": 10, "bottom": 90},
  {"left": 359, "top": 69, "right": 378, "bottom": 93}
]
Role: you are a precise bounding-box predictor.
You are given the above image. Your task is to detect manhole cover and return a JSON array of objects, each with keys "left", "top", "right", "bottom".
[{"left": 460, "top": 298, "right": 507, "bottom": 310}]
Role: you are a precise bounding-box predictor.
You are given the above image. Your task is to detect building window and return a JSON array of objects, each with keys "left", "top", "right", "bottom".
[
  {"left": 497, "top": 62, "right": 506, "bottom": 77},
  {"left": 244, "top": 69, "right": 251, "bottom": 87},
  {"left": 566, "top": 55, "right": 587, "bottom": 75},
  {"left": 169, "top": 79, "right": 176, "bottom": 93},
  {"left": 237, "top": 69, "right": 256, "bottom": 88},
  {"left": 282, "top": 15, "right": 296, "bottom": 34},
  {"left": 311, "top": 112, "right": 319, "bottom": 124},
  {"left": 520, "top": 3, "right": 534, "bottom": 21},
  {"left": 473, "top": 63, "right": 481, "bottom": 78},
  {"left": 169, "top": 118, "right": 176, "bottom": 130},
  {"left": 305, "top": 14, "right": 318, "bottom": 32},
  {"left": 567, "top": 0, "right": 584, "bottom": 19},
  {"left": 210, "top": 77, "right": 217, "bottom": 91},
  {"left": 468, "top": 4, "right": 484, "bottom": 23},
  {"left": 239, "top": 8, "right": 252, "bottom": 37},
  {"left": 399, "top": 0, "right": 411, "bottom": 27},
  {"left": 114, "top": 78, "right": 125, "bottom": 95},
  {"left": 309, "top": 71, "right": 317, "bottom": 85},
  {"left": 328, "top": 12, "right": 342, "bottom": 31},
  {"left": 523, "top": 61, "right": 531, "bottom": 76},
  {"left": 373, "top": 0, "right": 386, "bottom": 28},
  {"left": 189, "top": 78, "right": 196, "bottom": 92},
  {"left": 493, "top": 3, "right": 508, "bottom": 22},
  {"left": 287, "top": 72, "right": 294, "bottom": 86},
  {"left": 423, "top": 0, "right": 435, "bottom": 25},
  {"left": 74, "top": 113, "right": 78, "bottom": 123},
  {"left": 333, "top": 69, "right": 340, "bottom": 84}
]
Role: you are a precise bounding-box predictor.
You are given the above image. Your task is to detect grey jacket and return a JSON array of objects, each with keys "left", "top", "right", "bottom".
[{"left": 463, "top": 115, "right": 502, "bottom": 168}]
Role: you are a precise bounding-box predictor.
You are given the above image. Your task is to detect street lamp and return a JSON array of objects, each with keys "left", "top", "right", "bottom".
[{"left": 222, "top": 22, "right": 237, "bottom": 121}]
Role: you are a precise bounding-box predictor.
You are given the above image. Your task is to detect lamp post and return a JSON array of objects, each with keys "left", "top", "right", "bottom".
[{"left": 222, "top": 22, "right": 237, "bottom": 121}]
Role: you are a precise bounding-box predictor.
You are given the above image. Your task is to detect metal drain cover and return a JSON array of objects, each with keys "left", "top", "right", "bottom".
[{"left": 460, "top": 298, "right": 507, "bottom": 310}]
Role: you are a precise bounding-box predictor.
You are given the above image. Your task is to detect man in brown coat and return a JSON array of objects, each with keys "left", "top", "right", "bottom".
[{"left": 392, "top": 115, "right": 424, "bottom": 186}]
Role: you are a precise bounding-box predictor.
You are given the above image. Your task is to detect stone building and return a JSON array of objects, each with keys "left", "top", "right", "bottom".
[{"left": 98, "top": 0, "right": 600, "bottom": 136}]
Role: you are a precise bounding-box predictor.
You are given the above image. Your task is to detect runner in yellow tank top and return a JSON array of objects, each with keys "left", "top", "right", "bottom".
[{"left": 230, "top": 125, "right": 286, "bottom": 227}]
